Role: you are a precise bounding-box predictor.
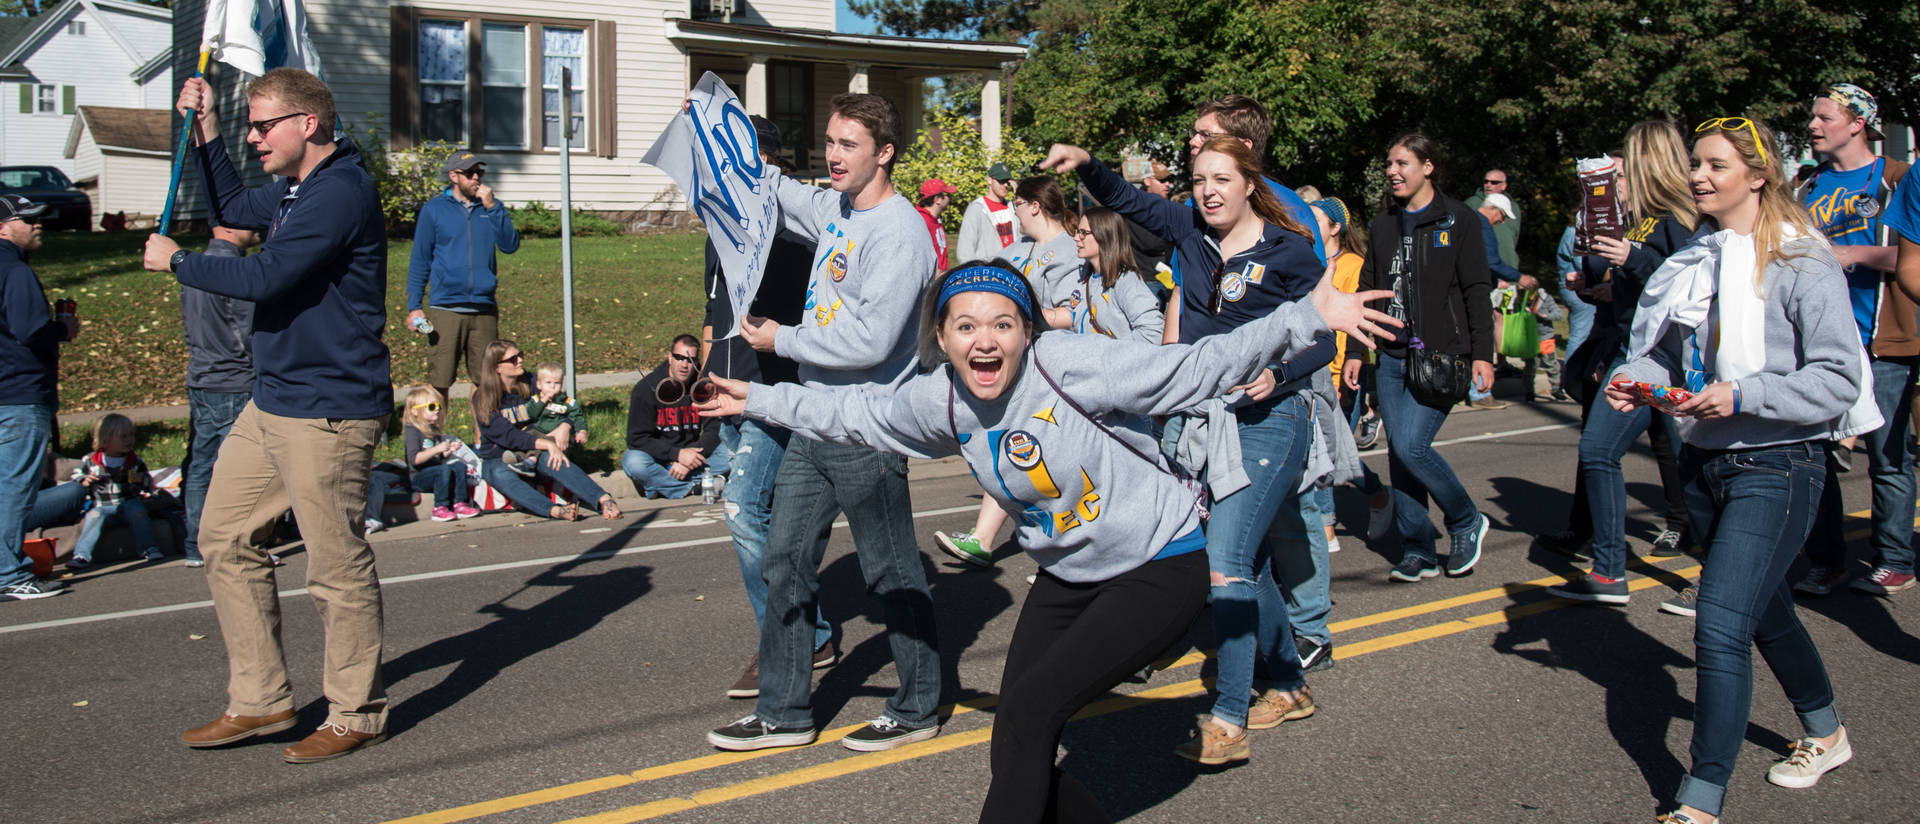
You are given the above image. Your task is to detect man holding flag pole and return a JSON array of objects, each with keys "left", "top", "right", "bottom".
[{"left": 143, "top": 43, "right": 392, "bottom": 761}]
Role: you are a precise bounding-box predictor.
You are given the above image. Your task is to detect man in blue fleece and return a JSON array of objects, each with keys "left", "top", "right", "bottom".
[
  {"left": 407, "top": 150, "right": 520, "bottom": 403},
  {"left": 0, "top": 194, "right": 78, "bottom": 602},
  {"left": 144, "top": 68, "right": 392, "bottom": 765}
]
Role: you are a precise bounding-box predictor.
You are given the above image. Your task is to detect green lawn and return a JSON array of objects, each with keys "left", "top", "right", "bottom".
[{"left": 32, "top": 229, "right": 710, "bottom": 414}]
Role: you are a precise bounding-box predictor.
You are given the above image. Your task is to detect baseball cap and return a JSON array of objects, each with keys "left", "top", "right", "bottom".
[
  {"left": 0, "top": 194, "right": 48, "bottom": 222},
  {"left": 919, "top": 178, "right": 957, "bottom": 198},
  {"left": 1822, "top": 83, "right": 1881, "bottom": 138},
  {"left": 1481, "top": 192, "right": 1516, "bottom": 220},
  {"left": 749, "top": 115, "right": 784, "bottom": 157},
  {"left": 443, "top": 151, "right": 485, "bottom": 174},
  {"left": 986, "top": 162, "right": 1012, "bottom": 182},
  {"left": 1309, "top": 196, "right": 1350, "bottom": 230}
]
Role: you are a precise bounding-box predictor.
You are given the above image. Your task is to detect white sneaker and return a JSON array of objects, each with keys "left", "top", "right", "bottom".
[
  {"left": 1367, "top": 489, "right": 1395, "bottom": 540},
  {"left": 364, "top": 518, "right": 385, "bottom": 534},
  {"left": 1766, "top": 727, "right": 1852, "bottom": 788},
  {"left": 1327, "top": 535, "right": 1343, "bottom": 553}
]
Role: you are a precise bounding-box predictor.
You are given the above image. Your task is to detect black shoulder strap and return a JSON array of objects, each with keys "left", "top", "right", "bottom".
[{"left": 1030, "top": 350, "right": 1186, "bottom": 480}]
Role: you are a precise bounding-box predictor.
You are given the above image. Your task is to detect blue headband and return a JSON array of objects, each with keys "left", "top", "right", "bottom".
[{"left": 938, "top": 265, "right": 1033, "bottom": 318}]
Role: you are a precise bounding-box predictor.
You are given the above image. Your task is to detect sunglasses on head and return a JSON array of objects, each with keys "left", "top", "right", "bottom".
[{"left": 1695, "top": 117, "right": 1770, "bottom": 167}]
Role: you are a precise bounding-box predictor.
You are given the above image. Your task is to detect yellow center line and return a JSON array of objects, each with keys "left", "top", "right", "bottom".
[{"left": 387, "top": 508, "right": 1900, "bottom": 824}]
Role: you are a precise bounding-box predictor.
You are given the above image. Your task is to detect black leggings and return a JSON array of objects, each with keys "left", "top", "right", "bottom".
[{"left": 979, "top": 550, "right": 1207, "bottom": 824}]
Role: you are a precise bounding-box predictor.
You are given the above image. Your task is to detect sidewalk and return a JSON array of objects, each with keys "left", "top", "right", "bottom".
[{"left": 60, "top": 370, "right": 647, "bottom": 427}]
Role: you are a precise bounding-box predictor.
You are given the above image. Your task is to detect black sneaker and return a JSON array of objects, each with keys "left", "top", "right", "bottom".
[
  {"left": 1389, "top": 554, "right": 1439, "bottom": 583},
  {"left": 1545, "top": 573, "right": 1629, "bottom": 605},
  {"left": 1649, "top": 530, "right": 1687, "bottom": 557},
  {"left": 1, "top": 579, "right": 69, "bottom": 601},
  {"left": 1354, "top": 411, "right": 1382, "bottom": 450},
  {"left": 1659, "top": 583, "right": 1700, "bottom": 617},
  {"left": 841, "top": 716, "right": 939, "bottom": 752},
  {"left": 1535, "top": 530, "right": 1593, "bottom": 563},
  {"left": 1446, "top": 514, "right": 1489, "bottom": 577},
  {"left": 1295, "top": 636, "right": 1334, "bottom": 672},
  {"left": 706, "top": 714, "right": 817, "bottom": 751}
]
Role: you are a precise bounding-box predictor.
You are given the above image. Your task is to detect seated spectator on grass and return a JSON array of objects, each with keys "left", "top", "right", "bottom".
[
  {"left": 402, "top": 386, "right": 482, "bottom": 524},
  {"left": 66, "top": 414, "right": 162, "bottom": 570},
  {"left": 472, "top": 339, "right": 622, "bottom": 521},
  {"left": 624, "top": 335, "right": 730, "bottom": 499}
]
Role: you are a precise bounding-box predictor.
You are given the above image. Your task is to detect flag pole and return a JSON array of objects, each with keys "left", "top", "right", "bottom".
[{"left": 158, "top": 48, "right": 210, "bottom": 237}]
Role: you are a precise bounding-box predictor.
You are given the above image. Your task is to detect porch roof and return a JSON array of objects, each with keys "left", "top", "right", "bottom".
[{"left": 665, "top": 19, "right": 1026, "bottom": 71}]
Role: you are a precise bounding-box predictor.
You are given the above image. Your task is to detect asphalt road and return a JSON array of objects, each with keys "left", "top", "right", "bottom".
[{"left": 7, "top": 401, "right": 1917, "bottom": 824}]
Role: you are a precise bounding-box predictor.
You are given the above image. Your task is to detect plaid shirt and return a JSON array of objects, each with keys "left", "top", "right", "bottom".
[{"left": 69, "top": 450, "right": 151, "bottom": 510}]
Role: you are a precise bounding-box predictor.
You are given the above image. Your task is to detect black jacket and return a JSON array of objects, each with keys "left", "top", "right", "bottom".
[
  {"left": 1352, "top": 192, "right": 1495, "bottom": 363},
  {"left": 626, "top": 363, "right": 720, "bottom": 462},
  {"left": 180, "top": 238, "right": 255, "bottom": 393},
  {"left": 0, "top": 239, "right": 62, "bottom": 408},
  {"left": 1585, "top": 213, "right": 1703, "bottom": 360}
]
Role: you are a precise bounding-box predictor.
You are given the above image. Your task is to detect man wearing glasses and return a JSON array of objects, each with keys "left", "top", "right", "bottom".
[
  {"left": 0, "top": 194, "right": 79, "bottom": 602},
  {"left": 622, "top": 334, "right": 729, "bottom": 499},
  {"left": 957, "top": 161, "right": 1027, "bottom": 264},
  {"left": 1467, "top": 169, "right": 1523, "bottom": 270},
  {"left": 144, "top": 68, "right": 393, "bottom": 764},
  {"left": 406, "top": 151, "right": 521, "bottom": 405}
]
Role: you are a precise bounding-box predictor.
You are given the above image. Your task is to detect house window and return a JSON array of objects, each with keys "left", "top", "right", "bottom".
[
  {"left": 67, "top": 21, "right": 85, "bottom": 36},
  {"left": 481, "top": 23, "right": 528, "bottom": 149},
  {"left": 418, "top": 20, "right": 467, "bottom": 143},
  {"left": 541, "top": 27, "right": 586, "bottom": 150},
  {"left": 769, "top": 62, "right": 812, "bottom": 170},
  {"left": 35, "top": 84, "right": 56, "bottom": 113}
]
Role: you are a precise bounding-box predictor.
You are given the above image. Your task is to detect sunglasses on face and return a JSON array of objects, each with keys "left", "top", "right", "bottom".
[
  {"left": 411, "top": 401, "right": 440, "bottom": 412},
  {"left": 1695, "top": 117, "right": 1770, "bottom": 166},
  {"left": 8, "top": 216, "right": 40, "bottom": 227},
  {"left": 1484, "top": 179, "right": 1505, "bottom": 186},
  {"left": 247, "top": 111, "right": 310, "bottom": 137},
  {"left": 669, "top": 353, "right": 697, "bottom": 364},
  {"left": 457, "top": 169, "right": 486, "bottom": 179},
  {"left": 503, "top": 353, "right": 523, "bottom": 363}
]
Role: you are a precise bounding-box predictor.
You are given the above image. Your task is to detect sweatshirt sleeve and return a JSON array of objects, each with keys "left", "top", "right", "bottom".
[
  {"left": 404, "top": 426, "right": 427, "bottom": 468},
  {"left": 1456, "top": 206, "right": 1496, "bottom": 362},
  {"left": 624, "top": 382, "right": 651, "bottom": 452},
  {"left": 194, "top": 137, "right": 280, "bottom": 230},
  {"left": 1045, "top": 296, "right": 1332, "bottom": 417},
  {"left": 957, "top": 199, "right": 990, "bottom": 263},
  {"left": 564, "top": 396, "right": 587, "bottom": 432},
  {"left": 1117, "top": 275, "right": 1165, "bottom": 344},
  {"left": 746, "top": 375, "right": 958, "bottom": 460},
  {"left": 774, "top": 175, "right": 833, "bottom": 243},
  {"left": 1481, "top": 216, "right": 1522, "bottom": 283},
  {"left": 1737, "top": 253, "right": 1861, "bottom": 425},
  {"left": 771, "top": 204, "right": 935, "bottom": 371},
  {"left": 1620, "top": 218, "right": 1686, "bottom": 285},
  {"left": 2, "top": 264, "right": 63, "bottom": 350},
  {"left": 1076, "top": 158, "right": 1198, "bottom": 247},
  {"left": 1274, "top": 335, "right": 1336, "bottom": 383},
  {"left": 175, "top": 172, "right": 368, "bottom": 302},
  {"left": 489, "top": 203, "right": 521, "bottom": 253},
  {"left": 406, "top": 202, "right": 437, "bottom": 311}
]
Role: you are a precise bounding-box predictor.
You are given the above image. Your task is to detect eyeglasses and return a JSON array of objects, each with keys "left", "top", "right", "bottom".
[
  {"left": 503, "top": 353, "right": 523, "bottom": 363},
  {"left": 669, "top": 353, "right": 697, "bottom": 364},
  {"left": 1483, "top": 179, "right": 1506, "bottom": 186},
  {"left": 247, "top": 111, "right": 311, "bottom": 137},
  {"left": 1191, "top": 128, "right": 1229, "bottom": 143},
  {"left": 1070, "top": 227, "right": 1093, "bottom": 238},
  {"left": 410, "top": 401, "right": 440, "bottom": 412},
  {"left": 1695, "top": 117, "right": 1770, "bottom": 167}
]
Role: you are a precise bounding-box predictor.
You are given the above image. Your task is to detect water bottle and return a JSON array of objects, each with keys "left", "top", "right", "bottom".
[
  {"left": 411, "top": 315, "right": 434, "bottom": 334},
  {"left": 700, "top": 470, "right": 717, "bottom": 505}
]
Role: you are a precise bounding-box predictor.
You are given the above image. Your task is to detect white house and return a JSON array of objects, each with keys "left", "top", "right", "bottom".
[
  {"left": 64, "top": 105, "right": 171, "bottom": 228},
  {"left": 0, "top": 0, "right": 172, "bottom": 180},
  {"left": 168, "top": 0, "right": 1026, "bottom": 224}
]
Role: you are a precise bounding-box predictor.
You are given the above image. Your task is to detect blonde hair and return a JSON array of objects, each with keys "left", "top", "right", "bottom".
[
  {"left": 1622, "top": 120, "right": 1699, "bottom": 231},
  {"left": 92, "top": 413, "right": 134, "bottom": 452},
  {"left": 1696, "top": 117, "right": 1828, "bottom": 291},
  {"left": 403, "top": 386, "right": 445, "bottom": 437},
  {"left": 535, "top": 362, "right": 566, "bottom": 382}
]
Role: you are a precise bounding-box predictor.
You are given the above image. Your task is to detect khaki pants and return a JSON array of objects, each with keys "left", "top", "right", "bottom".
[
  {"left": 199, "top": 404, "right": 388, "bottom": 733},
  {"left": 425, "top": 307, "right": 499, "bottom": 391}
]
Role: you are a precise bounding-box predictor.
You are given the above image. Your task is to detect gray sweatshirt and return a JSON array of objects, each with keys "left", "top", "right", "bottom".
[
  {"left": 770, "top": 178, "right": 937, "bottom": 389},
  {"left": 747, "top": 296, "right": 1330, "bottom": 582},
  {"left": 1009, "top": 232, "right": 1084, "bottom": 308},
  {"left": 957, "top": 195, "right": 1027, "bottom": 264},
  {"left": 1617, "top": 241, "right": 1860, "bottom": 449},
  {"left": 181, "top": 237, "right": 255, "bottom": 393},
  {"left": 1073, "top": 268, "right": 1165, "bottom": 344}
]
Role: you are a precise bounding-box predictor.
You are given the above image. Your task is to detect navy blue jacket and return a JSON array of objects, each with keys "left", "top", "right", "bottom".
[
  {"left": 177, "top": 137, "right": 392, "bottom": 419},
  {"left": 406, "top": 189, "right": 520, "bottom": 311},
  {"left": 1079, "top": 157, "right": 1333, "bottom": 388},
  {"left": 1479, "top": 213, "right": 1523, "bottom": 284},
  {"left": 0, "top": 239, "right": 63, "bottom": 408}
]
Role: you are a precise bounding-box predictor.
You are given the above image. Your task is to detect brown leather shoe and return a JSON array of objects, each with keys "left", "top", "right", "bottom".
[
  {"left": 282, "top": 723, "right": 386, "bottom": 764},
  {"left": 181, "top": 709, "right": 299, "bottom": 748}
]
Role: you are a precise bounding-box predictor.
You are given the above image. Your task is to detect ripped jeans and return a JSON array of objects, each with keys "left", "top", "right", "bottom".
[{"left": 720, "top": 419, "right": 831, "bottom": 650}]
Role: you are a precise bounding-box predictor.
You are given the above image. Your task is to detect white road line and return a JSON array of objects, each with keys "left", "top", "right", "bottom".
[
  {"left": 1357, "top": 421, "right": 1577, "bottom": 458},
  {"left": 0, "top": 504, "right": 981, "bottom": 636}
]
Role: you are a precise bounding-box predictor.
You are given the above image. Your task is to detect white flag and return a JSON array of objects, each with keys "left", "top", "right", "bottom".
[
  {"left": 642, "top": 72, "right": 777, "bottom": 339},
  {"left": 202, "top": 0, "right": 324, "bottom": 78}
]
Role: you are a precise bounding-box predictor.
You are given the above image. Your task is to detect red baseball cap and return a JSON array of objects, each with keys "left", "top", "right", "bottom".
[{"left": 918, "top": 178, "right": 957, "bottom": 198}]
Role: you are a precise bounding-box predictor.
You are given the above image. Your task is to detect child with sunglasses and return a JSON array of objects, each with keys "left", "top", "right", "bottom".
[{"left": 402, "top": 387, "right": 482, "bottom": 522}]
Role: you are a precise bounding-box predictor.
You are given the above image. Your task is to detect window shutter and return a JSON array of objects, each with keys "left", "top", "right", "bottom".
[
  {"left": 61, "top": 85, "right": 74, "bottom": 114},
  {"left": 389, "top": 5, "right": 418, "bottom": 149},
  {"left": 18, "top": 84, "right": 29, "bottom": 113},
  {"left": 594, "top": 21, "right": 615, "bottom": 158}
]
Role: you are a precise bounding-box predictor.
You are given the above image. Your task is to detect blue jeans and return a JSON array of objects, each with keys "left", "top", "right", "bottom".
[
  {"left": 481, "top": 455, "right": 611, "bottom": 515},
  {"left": 1206, "top": 392, "right": 1311, "bottom": 727},
  {"left": 1558, "top": 284, "right": 1595, "bottom": 360},
  {"left": 1675, "top": 442, "right": 1841, "bottom": 817},
  {"left": 412, "top": 462, "right": 469, "bottom": 508},
  {"left": 1275, "top": 484, "right": 1333, "bottom": 646},
  {"left": 720, "top": 420, "right": 830, "bottom": 650},
  {"left": 1579, "top": 369, "right": 1685, "bottom": 579},
  {"left": 621, "top": 446, "right": 732, "bottom": 499},
  {"left": 26, "top": 481, "right": 85, "bottom": 531},
  {"left": 757, "top": 436, "right": 939, "bottom": 729},
  {"left": 1374, "top": 354, "right": 1481, "bottom": 560},
  {"left": 0, "top": 404, "right": 53, "bottom": 586},
  {"left": 1808, "top": 356, "right": 1918, "bottom": 574},
  {"left": 72, "top": 498, "right": 159, "bottom": 561},
  {"left": 183, "top": 389, "right": 251, "bottom": 561}
]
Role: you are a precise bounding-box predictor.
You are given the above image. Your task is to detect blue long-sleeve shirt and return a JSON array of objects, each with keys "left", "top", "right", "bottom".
[
  {"left": 0, "top": 239, "right": 64, "bottom": 408},
  {"left": 175, "top": 136, "right": 393, "bottom": 419},
  {"left": 406, "top": 189, "right": 521, "bottom": 311},
  {"left": 1480, "top": 213, "right": 1523, "bottom": 284}
]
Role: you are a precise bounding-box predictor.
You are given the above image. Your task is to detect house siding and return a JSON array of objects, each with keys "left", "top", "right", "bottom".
[{"left": 0, "top": 3, "right": 172, "bottom": 176}]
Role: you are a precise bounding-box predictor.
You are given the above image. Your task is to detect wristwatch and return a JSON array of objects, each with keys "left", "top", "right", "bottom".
[{"left": 169, "top": 249, "right": 191, "bottom": 272}]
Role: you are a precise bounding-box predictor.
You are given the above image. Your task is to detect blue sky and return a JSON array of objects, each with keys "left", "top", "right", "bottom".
[{"left": 834, "top": 0, "right": 880, "bottom": 34}]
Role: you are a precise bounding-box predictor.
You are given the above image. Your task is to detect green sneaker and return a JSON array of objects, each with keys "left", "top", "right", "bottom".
[{"left": 935, "top": 530, "right": 992, "bottom": 568}]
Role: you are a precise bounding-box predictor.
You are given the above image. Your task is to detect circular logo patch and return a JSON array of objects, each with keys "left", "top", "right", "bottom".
[
  {"left": 1855, "top": 194, "right": 1881, "bottom": 219},
  {"left": 1005, "top": 430, "right": 1042, "bottom": 469},
  {"left": 829, "top": 251, "right": 849, "bottom": 281},
  {"left": 1219, "top": 273, "right": 1247, "bottom": 303}
]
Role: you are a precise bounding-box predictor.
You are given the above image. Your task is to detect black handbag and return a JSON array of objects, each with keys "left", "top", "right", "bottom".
[{"left": 1403, "top": 221, "right": 1472, "bottom": 408}]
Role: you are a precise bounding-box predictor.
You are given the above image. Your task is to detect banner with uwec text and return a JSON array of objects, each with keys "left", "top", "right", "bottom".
[{"left": 642, "top": 73, "right": 775, "bottom": 340}]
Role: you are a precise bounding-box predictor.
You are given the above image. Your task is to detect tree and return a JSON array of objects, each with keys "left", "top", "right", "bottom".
[
  {"left": 847, "top": 0, "right": 1042, "bottom": 39},
  {"left": 892, "top": 107, "right": 1045, "bottom": 232}
]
